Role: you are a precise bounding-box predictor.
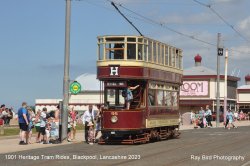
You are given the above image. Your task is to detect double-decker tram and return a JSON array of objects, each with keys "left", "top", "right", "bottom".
[{"left": 97, "top": 35, "right": 183, "bottom": 144}]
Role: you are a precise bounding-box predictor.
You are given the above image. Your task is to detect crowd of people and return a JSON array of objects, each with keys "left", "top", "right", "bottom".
[
  {"left": 0, "top": 104, "right": 14, "bottom": 126},
  {"left": 81, "top": 104, "right": 102, "bottom": 145},
  {"left": 191, "top": 105, "right": 213, "bottom": 129},
  {"left": 17, "top": 102, "right": 102, "bottom": 146},
  {"left": 233, "top": 110, "right": 250, "bottom": 121},
  {"left": 190, "top": 105, "right": 250, "bottom": 130}
]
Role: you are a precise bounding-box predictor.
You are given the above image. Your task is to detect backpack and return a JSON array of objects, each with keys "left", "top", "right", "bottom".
[
  {"left": 126, "top": 89, "right": 133, "bottom": 101},
  {"left": 122, "top": 89, "right": 127, "bottom": 97}
]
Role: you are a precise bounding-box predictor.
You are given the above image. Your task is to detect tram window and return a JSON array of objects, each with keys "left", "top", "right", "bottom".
[
  {"left": 172, "top": 48, "right": 176, "bottom": 67},
  {"left": 161, "top": 45, "right": 164, "bottom": 65},
  {"left": 106, "top": 37, "right": 124, "bottom": 42},
  {"left": 164, "top": 91, "right": 172, "bottom": 107},
  {"left": 106, "top": 89, "right": 125, "bottom": 109},
  {"left": 148, "top": 41, "right": 152, "bottom": 62},
  {"left": 127, "top": 43, "right": 136, "bottom": 59},
  {"left": 105, "top": 43, "right": 124, "bottom": 60},
  {"left": 157, "top": 43, "right": 161, "bottom": 64},
  {"left": 118, "top": 89, "right": 125, "bottom": 105},
  {"left": 153, "top": 42, "right": 157, "bottom": 63},
  {"left": 143, "top": 39, "right": 148, "bottom": 61},
  {"left": 105, "top": 43, "right": 114, "bottom": 60},
  {"left": 114, "top": 43, "right": 124, "bottom": 59},
  {"left": 165, "top": 46, "right": 169, "bottom": 66},
  {"left": 175, "top": 49, "right": 179, "bottom": 68},
  {"left": 107, "top": 89, "right": 115, "bottom": 106},
  {"left": 176, "top": 54, "right": 179, "bottom": 69},
  {"left": 157, "top": 90, "right": 164, "bottom": 106},
  {"left": 179, "top": 54, "right": 183, "bottom": 69},
  {"left": 143, "top": 41, "right": 147, "bottom": 61},
  {"left": 98, "top": 43, "right": 104, "bottom": 60},
  {"left": 172, "top": 91, "right": 178, "bottom": 107},
  {"left": 138, "top": 44, "right": 143, "bottom": 60},
  {"left": 148, "top": 89, "right": 156, "bottom": 106},
  {"left": 169, "top": 48, "right": 172, "bottom": 66},
  {"left": 127, "top": 38, "right": 136, "bottom": 42}
]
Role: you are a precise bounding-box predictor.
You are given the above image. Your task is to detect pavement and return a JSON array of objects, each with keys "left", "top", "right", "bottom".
[{"left": 0, "top": 120, "right": 249, "bottom": 154}]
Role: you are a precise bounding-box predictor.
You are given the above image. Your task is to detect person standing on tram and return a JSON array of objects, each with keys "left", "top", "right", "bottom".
[{"left": 124, "top": 85, "right": 140, "bottom": 110}]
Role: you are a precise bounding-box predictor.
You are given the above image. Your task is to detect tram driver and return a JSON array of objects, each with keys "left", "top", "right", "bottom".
[{"left": 123, "top": 85, "right": 140, "bottom": 110}]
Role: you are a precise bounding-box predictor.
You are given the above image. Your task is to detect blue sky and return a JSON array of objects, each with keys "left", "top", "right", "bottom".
[{"left": 1, "top": 0, "right": 250, "bottom": 110}]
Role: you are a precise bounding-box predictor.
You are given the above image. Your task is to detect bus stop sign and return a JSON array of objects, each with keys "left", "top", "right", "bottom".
[{"left": 70, "top": 81, "right": 81, "bottom": 94}]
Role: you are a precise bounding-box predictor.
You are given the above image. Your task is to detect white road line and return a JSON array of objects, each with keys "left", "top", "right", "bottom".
[{"left": 241, "top": 161, "right": 250, "bottom": 166}]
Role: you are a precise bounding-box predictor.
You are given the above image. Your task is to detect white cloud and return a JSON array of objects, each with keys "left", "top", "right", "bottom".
[
  {"left": 230, "top": 44, "right": 250, "bottom": 60},
  {"left": 237, "top": 16, "right": 250, "bottom": 37}
]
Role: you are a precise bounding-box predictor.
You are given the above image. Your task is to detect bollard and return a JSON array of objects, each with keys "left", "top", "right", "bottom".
[{"left": 0, "top": 119, "right": 4, "bottom": 135}]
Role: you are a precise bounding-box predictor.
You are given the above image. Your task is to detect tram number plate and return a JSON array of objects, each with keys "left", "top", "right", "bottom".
[{"left": 111, "top": 131, "right": 115, "bottom": 135}]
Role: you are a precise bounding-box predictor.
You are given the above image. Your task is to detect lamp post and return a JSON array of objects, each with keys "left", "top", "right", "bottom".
[
  {"left": 216, "top": 33, "right": 223, "bottom": 127},
  {"left": 223, "top": 49, "right": 228, "bottom": 125},
  {"left": 61, "top": 0, "right": 71, "bottom": 142}
]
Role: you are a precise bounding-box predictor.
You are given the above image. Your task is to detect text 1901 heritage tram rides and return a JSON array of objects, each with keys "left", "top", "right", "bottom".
[{"left": 97, "top": 35, "right": 183, "bottom": 144}]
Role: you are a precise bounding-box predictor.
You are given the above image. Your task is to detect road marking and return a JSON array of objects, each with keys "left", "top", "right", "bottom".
[
  {"left": 208, "top": 133, "right": 223, "bottom": 136},
  {"left": 241, "top": 161, "right": 250, "bottom": 166},
  {"left": 214, "top": 132, "right": 240, "bottom": 134}
]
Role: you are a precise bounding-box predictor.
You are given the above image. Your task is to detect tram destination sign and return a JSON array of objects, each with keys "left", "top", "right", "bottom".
[{"left": 180, "top": 81, "right": 209, "bottom": 97}]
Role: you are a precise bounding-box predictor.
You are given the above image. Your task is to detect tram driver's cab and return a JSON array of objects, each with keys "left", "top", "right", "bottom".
[{"left": 104, "top": 80, "right": 145, "bottom": 110}]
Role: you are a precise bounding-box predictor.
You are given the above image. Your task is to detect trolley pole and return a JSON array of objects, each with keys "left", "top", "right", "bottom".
[
  {"left": 216, "top": 33, "right": 223, "bottom": 127},
  {"left": 61, "top": 0, "right": 71, "bottom": 142},
  {"left": 223, "top": 49, "right": 228, "bottom": 124}
]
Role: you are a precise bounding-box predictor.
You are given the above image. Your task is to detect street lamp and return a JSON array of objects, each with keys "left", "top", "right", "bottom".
[
  {"left": 223, "top": 49, "right": 228, "bottom": 124},
  {"left": 61, "top": 0, "right": 71, "bottom": 142},
  {"left": 216, "top": 33, "right": 223, "bottom": 127}
]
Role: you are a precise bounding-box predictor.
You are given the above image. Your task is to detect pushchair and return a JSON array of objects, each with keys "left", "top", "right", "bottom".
[{"left": 49, "top": 121, "right": 60, "bottom": 144}]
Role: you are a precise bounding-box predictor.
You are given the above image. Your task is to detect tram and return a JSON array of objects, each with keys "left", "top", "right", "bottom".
[{"left": 97, "top": 35, "right": 183, "bottom": 144}]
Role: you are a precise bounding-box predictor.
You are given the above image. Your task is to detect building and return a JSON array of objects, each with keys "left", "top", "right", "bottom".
[
  {"left": 179, "top": 54, "right": 240, "bottom": 113},
  {"left": 35, "top": 73, "right": 102, "bottom": 113},
  {"left": 237, "top": 74, "right": 250, "bottom": 113}
]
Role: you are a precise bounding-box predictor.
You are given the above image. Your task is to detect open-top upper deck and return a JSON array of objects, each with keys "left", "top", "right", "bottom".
[{"left": 97, "top": 35, "right": 183, "bottom": 83}]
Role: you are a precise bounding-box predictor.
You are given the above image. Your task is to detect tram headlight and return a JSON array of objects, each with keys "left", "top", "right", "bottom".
[{"left": 111, "top": 116, "right": 118, "bottom": 123}]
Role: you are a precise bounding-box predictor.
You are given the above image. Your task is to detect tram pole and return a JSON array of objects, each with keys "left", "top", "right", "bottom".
[
  {"left": 62, "top": 0, "right": 71, "bottom": 142},
  {"left": 216, "top": 33, "right": 222, "bottom": 128},
  {"left": 223, "top": 49, "right": 228, "bottom": 125}
]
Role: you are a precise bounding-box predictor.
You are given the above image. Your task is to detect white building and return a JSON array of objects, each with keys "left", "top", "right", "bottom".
[
  {"left": 179, "top": 54, "right": 240, "bottom": 113},
  {"left": 237, "top": 74, "right": 250, "bottom": 113},
  {"left": 35, "top": 73, "right": 102, "bottom": 113}
]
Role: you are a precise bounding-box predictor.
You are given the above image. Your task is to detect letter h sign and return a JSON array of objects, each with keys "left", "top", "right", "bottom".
[
  {"left": 218, "top": 48, "right": 223, "bottom": 56},
  {"left": 109, "top": 65, "right": 119, "bottom": 76}
]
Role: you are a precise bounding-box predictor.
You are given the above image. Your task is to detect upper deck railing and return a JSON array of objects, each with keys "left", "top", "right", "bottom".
[{"left": 97, "top": 35, "right": 183, "bottom": 72}]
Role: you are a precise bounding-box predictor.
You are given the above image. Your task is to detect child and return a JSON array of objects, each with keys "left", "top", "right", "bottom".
[
  {"left": 87, "top": 122, "right": 95, "bottom": 145},
  {"left": 35, "top": 110, "right": 41, "bottom": 143},
  {"left": 67, "top": 112, "right": 73, "bottom": 142},
  {"left": 50, "top": 118, "right": 59, "bottom": 143},
  {"left": 227, "top": 109, "right": 237, "bottom": 130},
  {"left": 27, "top": 108, "right": 35, "bottom": 144},
  {"left": 45, "top": 120, "right": 51, "bottom": 144}
]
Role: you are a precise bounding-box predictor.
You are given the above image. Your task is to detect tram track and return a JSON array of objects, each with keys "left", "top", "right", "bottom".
[
  {"left": 113, "top": 129, "right": 250, "bottom": 166},
  {"left": 2, "top": 128, "right": 250, "bottom": 166}
]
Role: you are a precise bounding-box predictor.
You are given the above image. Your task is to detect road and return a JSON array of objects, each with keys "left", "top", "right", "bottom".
[{"left": 1, "top": 126, "right": 250, "bottom": 166}]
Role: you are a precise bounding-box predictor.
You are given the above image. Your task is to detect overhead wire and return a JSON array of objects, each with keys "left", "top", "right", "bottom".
[
  {"left": 74, "top": 0, "right": 250, "bottom": 55},
  {"left": 193, "top": 0, "right": 250, "bottom": 43},
  {"left": 109, "top": 0, "right": 250, "bottom": 56},
  {"left": 107, "top": 0, "right": 216, "bottom": 47}
]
